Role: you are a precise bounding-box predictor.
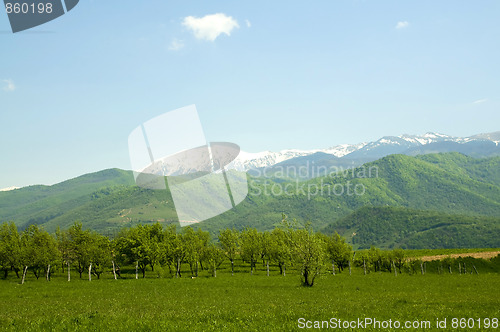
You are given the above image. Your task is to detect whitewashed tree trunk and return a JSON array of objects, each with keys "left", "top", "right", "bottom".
[
  {"left": 363, "top": 260, "right": 366, "bottom": 275},
  {"left": 348, "top": 261, "right": 351, "bottom": 276},
  {"left": 459, "top": 262, "right": 462, "bottom": 274},
  {"left": 332, "top": 260, "right": 335, "bottom": 275},
  {"left": 88, "top": 263, "right": 92, "bottom": 281},
  {"left": 46, "top": 264, "right": 50, "bottom": 281},
  {"left": 393, "top": 261, "right": 397, "bottom": 276},
  {"left": 21, "top": 266, "right": 28, "bottom": 284},
  {"left": 231, "top": 260, "right": 234, "bottom": 276},
  {"left": 266, "top": 261, "right": 269, "bottom": 276},
  {"left": 112, "top": 261, "right": 117, "bottom": 280},
  {"left": 67, "top": 262, "right": 71, "bottom": 281},
  {"left": 420, "top": 262, "right": 424, "bottom": 275},
  {"left": 135, "top": 261, "right": 139, "bottom": 279},
  {"left": 283, "top": 265, "right": 286, "bottom": 277}
]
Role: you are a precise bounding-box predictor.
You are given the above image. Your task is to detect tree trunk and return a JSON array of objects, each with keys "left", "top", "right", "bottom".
[
  {"left": 135, "top": 261, "right": 139, "bottom": 279},
  {"left": 231, "top": 260, "right": 234, "bottom": 276},
  {"left": 473, "top": 265, "right": 479, "bottom": 275},
  {"left": 21, "top": 266, "right": 28, "bottom": 284},
  {"left": 196, "top": 261, "right": 199, "bottom": 277},
  {"left": 266, "top": 260, "right": 269, "bottom": 277},
  {"left": 112, "top": 261, "right": 117, "bottom": 280},
  {"left": 348, "top": 261, "right": 351, "bottom": 276},
  {"left": 392, "top": 261, "right": 397, "bottom": 276},
  {"left": 67, "top": 262, "right": 71, "bottom": 281},
  {"left": 283, "top": 265, "right": 286, "bottom": 277},
  {"left": 420, "top": 262, "right": 424, "bottom": 275},
  {"left": 88, "top": 263, "right": 92, "bottom": 281},
  {"left": 363, "top": 260, "right": 366, "bottom": 275},
  {"left": 176, "top": 258, "right": 181, "bottom": 278},
  {"left": 46, "top": 264, "right": 51, "bottom": 281},
  {"left": 332, "top": 260, "right": 336, "bottom": 275},
  {"left": 459, "top": 262, "right": 461, "bottom": 275}
]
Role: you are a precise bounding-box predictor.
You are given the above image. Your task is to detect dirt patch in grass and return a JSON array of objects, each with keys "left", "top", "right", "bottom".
[{"left": 420, "top": 251, "right": 500, "bottom": 262}]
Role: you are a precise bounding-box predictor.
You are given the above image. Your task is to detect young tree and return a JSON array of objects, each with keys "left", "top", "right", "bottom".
[
  {"left": 21, "top": 225, "right": 60, "bottom": 280},
  {"left": 240, "top": 227, "right": 261, "bottom": 275},
  {"left": 88, "top": 232, "right": 111, "bottom": 279},
  {"left": 218, "top": 228, "right": 239, "bottom": 276},
  {"left": 0, "top": 222, "right": 22, "bottom": 278},
  {"left": 291, "top": 225, "right": 326, "bottom": 287},
  {"left": 205, "top": 244, "right": 226, "bottom": 277},
  {"left": 182, "top": 227, "right": 209, "bottom": 277},
  {"left": 270, "top": 227, "right": 292, "bottom": 276},
  {"left": 325, "top": 232, "right": 352, "bottom": 274},
  {"left": 67, "top": 222, "right": 92, "bottom": 278},
  {"left": 114, "top": 224, "right": 163, "bottom": 278}
]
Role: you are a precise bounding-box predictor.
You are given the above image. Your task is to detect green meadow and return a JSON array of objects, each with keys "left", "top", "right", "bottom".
[{"left": 1, "top": 259, "right": 499, "bottom": 331}]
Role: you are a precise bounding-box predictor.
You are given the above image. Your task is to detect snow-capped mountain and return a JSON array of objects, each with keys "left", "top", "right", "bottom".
[
  {"left": 134, "top": 131, "right": 499, "bottom": 177},
  {"left": 228, "top": 131, "right": 500, "bottom": 172},
  {"left": 227, "top": 143, "right": 368, "bottom": 171},
  {"left": 0, "top": 186, "right": 20, "bottom": 192}
]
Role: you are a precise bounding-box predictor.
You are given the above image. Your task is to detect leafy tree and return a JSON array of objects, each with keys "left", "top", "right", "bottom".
[
  {"left": 67, "top": 222, "right": 93, "bottom": 278},
  {"left": 218, "top": 228, "right": 240, "bottom": 276},
  {"left": 240, "top": 228, "right": 262, "bottom": 275},
  {"left": 183, "top": 227, "right": 209, "bottom": 277},
  {"left": 270, "top": 227, "right": 292, "bottom": 276},
  {"left": 88, "top": 232, "right": 111, "bottom": 279},
  {"left": 114, "top": 223, "right": 163, "bottom": 278},
  {"left": 325, "top": 232, "right": 352, "bottom": 274},
  {"left": 291, "top": 224, "right": 326, "bottom": 287},
  {"left": 0, "top": 222, "right": 22, "bottom": 278},
  {"left": 21, "top": 225, "right": 60, "bottom": 280},
  {"left": 205, "top": 244, "right": 226, "bottom": 277},
  {"left": 392, "top": 248, "right": 407, "bottom": 273}
]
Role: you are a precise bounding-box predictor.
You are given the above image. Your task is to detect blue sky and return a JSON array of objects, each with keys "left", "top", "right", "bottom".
[{"left": 1, "top": 0, "right": 499, "bottom": 188}]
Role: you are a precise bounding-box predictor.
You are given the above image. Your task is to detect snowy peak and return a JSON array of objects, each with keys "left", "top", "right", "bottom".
[
  {"left": 229, "top": 131, "right": 499, "bottom": 171},
  {"left": 0, "top": 186, "right": 20, "bottom": 192}
]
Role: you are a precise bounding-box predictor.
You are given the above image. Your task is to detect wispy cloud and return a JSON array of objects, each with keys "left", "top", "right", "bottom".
[
  {"left": 2, "top": 79, "right": 15, "bottom": 92},
  {"left": 395, "top": 21, "right": 409, "bottom": 29},
  {"left": 473, "top": 98, "right": 488, "bottom": 104},
  {"left": 168, "top": 38, "right": 184, "bottom": 51},
  {"left": 183, "top": 13, "right": 239, "bottom": 41},
  {"left": 245, "top": 19, "right": 251, "bottom": 28}
]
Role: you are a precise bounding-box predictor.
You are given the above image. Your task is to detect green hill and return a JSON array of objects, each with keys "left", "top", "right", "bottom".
[
  {"left": 0, "top": 153, "right": 499, "bottom": 248},
  {"left": 321, "top": 206, "right": 500, "bottom": 249}
]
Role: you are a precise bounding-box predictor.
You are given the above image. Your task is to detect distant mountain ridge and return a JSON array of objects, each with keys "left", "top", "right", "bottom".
[
  {"left": 238, "top": 131, "right": 500, "bottom": 179},
  {"left": 1, "top": 153, "right": 499, "bottom": 249}
]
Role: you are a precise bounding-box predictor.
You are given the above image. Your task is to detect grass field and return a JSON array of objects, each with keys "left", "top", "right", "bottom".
[{"left": 1, "top": 259, "right": 499, "bottom": 331}]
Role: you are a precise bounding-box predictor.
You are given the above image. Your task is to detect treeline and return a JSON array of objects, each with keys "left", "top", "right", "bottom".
[{"left": 0, "top": 216, "right": 492, "bottom": 286}]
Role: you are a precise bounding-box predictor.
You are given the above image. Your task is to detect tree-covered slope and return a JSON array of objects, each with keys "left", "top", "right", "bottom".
[
  {"left": 1, "top": 153, "right": 499, "bottom": 249},
  {"left": 321, "top": 206, "right": 500, "bottom": 249}
]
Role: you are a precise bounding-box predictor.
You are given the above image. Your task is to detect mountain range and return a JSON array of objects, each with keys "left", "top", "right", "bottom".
[
  {"left": 232, "top": 131, "right": 500, "bottom": 179},
  {"left": 1, "top": 131, "right": 499, "bottom": 249}
]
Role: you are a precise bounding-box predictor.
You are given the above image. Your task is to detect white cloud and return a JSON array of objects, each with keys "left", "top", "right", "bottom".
[
  {"left": 473, "top": 98, "right": 488, "bottom": 104},
  {"left": 2, "top": 79, "right": 15, "bottom": 92},
  {"left": 395, "top": 21, "right": 409, "bottom": 29},
  {"left": 182, "top": 13, "right": 239, "bottom": 41},
  {"left": 245, "top": 19, "right": 251, "bottom": 28},
  {"left": 168, "top": 38, "right": 184, "bottom": 51}
]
